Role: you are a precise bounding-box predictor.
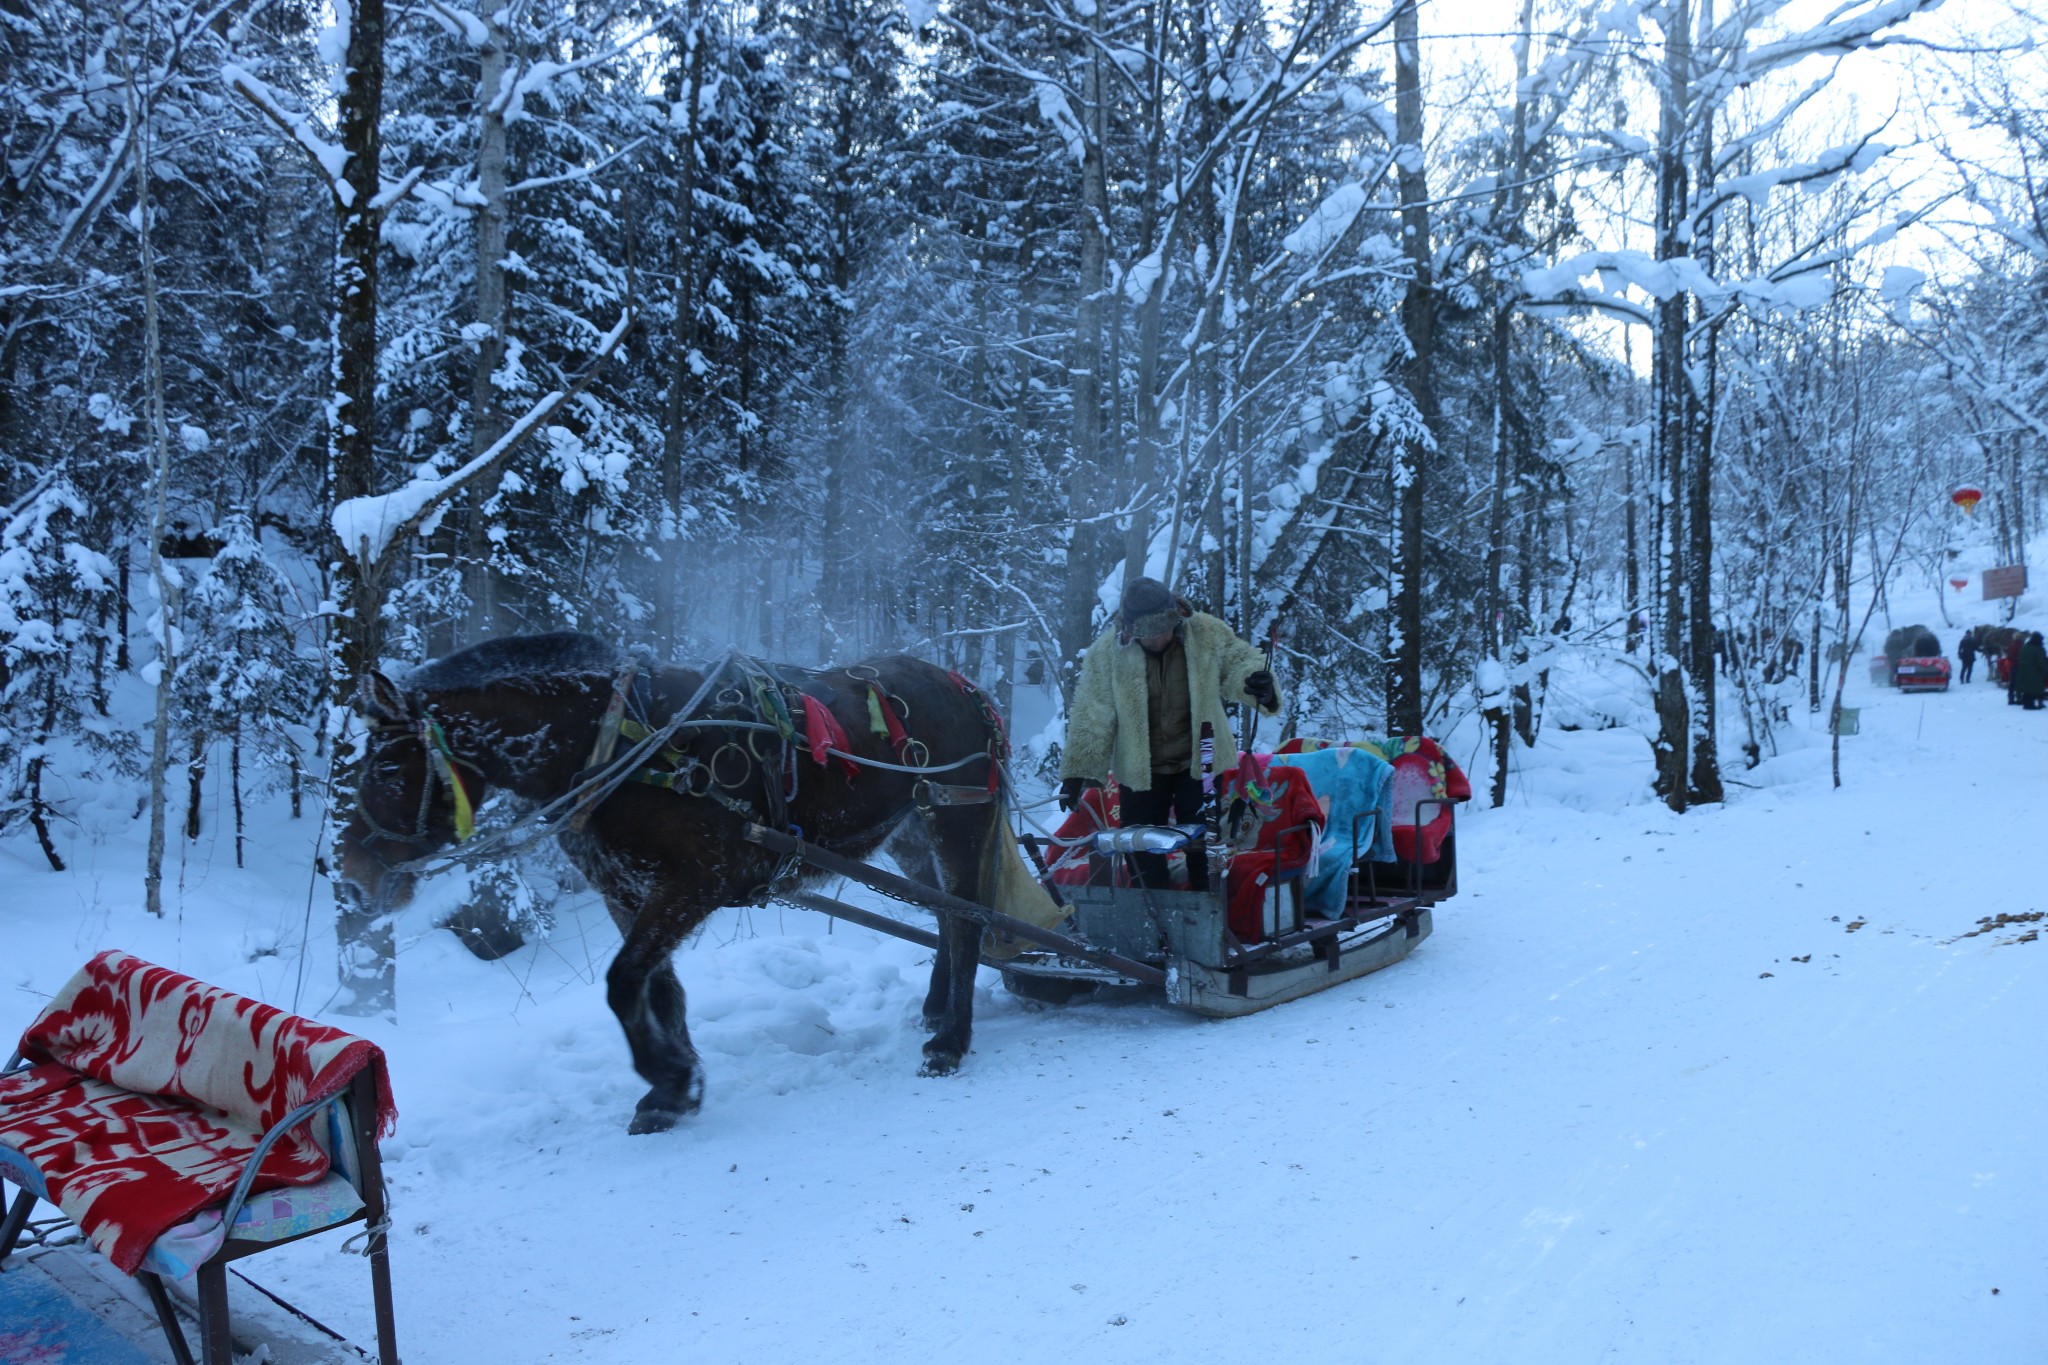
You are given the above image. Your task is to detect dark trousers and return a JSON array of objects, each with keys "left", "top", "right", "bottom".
[
  {"left": 1960, "top": 656, "right": 1974, "bottom": 683},
  {"left": 1118, "top": 771, "right": 1210, "bottom": 890}
]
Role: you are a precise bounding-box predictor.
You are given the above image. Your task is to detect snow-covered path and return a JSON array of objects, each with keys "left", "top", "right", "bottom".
[{"left": 7, "top": 670, "right": 2045, "bottom": 1363}]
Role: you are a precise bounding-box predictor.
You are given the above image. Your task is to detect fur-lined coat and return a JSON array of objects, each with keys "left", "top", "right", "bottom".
[{"left": 1060, "top": 612, "right": 1280, "bottom": 791}]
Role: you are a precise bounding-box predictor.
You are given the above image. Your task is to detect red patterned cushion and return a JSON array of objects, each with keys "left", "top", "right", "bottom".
[{"left": 0, "top": 951, "right": 394, "bottom": 1274}]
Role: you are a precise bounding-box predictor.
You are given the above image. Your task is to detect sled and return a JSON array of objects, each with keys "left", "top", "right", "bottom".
[
  {"left": 998, "top": 801, "right": 1454, "bottom": 1016},
  {"left": 742, "top": 734, "right": 1467, "bottom": 1020},
  {"left": 1892, "top": 655, "right": 1951, "bottom": 693}
]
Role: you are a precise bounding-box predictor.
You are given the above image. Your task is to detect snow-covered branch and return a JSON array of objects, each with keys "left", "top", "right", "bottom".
[{"left": 331, "top": 309, "right": 635, "bottom": 568}]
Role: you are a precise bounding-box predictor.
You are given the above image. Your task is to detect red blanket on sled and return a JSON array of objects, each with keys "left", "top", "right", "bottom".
[{"left": 0, "top": 950, "right": 395, "bottom": 1273}]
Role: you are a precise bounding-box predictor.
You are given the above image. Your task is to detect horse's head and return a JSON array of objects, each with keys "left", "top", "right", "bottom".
[{"left": 336, "top": 670, "right": 486, "bottom": 915}]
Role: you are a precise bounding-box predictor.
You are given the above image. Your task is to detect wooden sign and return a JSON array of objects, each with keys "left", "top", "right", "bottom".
[{"left": 1982, "top": 565, "right": 2028, "bottom": 600}]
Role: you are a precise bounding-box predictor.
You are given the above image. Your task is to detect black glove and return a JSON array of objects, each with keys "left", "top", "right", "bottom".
[
  {"left": 1243, "top": 669, "right": 1277, "bottom": 709},
  {"left": 1058, "top": 777, "right": 1099, "bottom": 812}
]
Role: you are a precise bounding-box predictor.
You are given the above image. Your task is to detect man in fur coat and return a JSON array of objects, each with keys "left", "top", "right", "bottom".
[{"left": 1059, "top": 577, "right": 1281, "bottom": 887}]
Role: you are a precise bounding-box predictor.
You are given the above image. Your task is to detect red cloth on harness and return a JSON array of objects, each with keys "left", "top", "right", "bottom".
[
  {"left": 947, "top": 671, "right": 1007, "bottom": 794},
  {"left": 797, "top": 694, "right": 859, "bottom": 779},
  {"left": 0, "top": 951, "right": 395, "bottom": 1274}
]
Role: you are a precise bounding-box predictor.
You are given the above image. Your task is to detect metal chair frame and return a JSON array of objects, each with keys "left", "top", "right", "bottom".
[{"left": 0, "top": 1055, "right": 399, "bottom": 1365}]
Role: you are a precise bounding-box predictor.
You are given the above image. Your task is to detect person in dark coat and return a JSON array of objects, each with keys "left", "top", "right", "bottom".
[
  {"left": 2016, "top": 632, "right": 2048, "bottom": 710},
  {"left": 1958, "top": 629, "right": 1977, "bottom": 684}
]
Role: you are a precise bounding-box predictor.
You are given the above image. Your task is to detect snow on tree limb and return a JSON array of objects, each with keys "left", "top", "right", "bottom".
[
  {"left": 330, "top": 310, "right": 635, "bottom": 568},
  {"left": 223, "top": 64, "right": 353, "bottom": 205}
]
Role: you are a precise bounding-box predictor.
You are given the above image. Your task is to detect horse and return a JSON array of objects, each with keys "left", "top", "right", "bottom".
[{"left": 335, "top": 632, "right": 1034, "bottom": 1134}]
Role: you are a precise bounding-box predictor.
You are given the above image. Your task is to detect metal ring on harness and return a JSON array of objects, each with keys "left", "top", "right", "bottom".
[
  {"left": 747, "top": 727, "right": 779, "bottom": 762},
  {"left": 679, "top": 760, "right": 715, "bottom": 798},
  {"left": 912, "top": 778, "right": 936, "bottom": 815},
  {"left": 889, "top": 693, "right": 911, "bottom": 722},
  {"left": 715, "top": 685, "right": 746, "bottom": 710},
  {"left": 845, "top": 664, "right": 881, "bottom": 681},
  {"left": 710, "top": 743, "right": 751, "bottom": 789},
  {"left": 901, "top": 737, "right": 931, "bottom": 768}
]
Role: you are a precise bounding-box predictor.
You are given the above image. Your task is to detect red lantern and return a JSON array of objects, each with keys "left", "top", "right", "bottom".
[
  {"left": 1950, "top": 577, "right": 1969, "bottom": 591},
  {"left": 1952, "top": 486, "right": 1983, "bottom": 514}
]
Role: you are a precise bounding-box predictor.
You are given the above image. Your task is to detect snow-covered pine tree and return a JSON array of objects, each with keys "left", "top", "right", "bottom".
[
  {"left": 173, "top": 513, "right": 320, "bottom": 865},
  {"left": 0, "top": 476, "right": 126, "bottom": 871}
]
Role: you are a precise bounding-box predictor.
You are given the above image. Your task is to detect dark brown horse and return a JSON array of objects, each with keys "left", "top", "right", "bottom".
[{"left": 336, "top": 633, "right": 1019, "bottom": 1133}]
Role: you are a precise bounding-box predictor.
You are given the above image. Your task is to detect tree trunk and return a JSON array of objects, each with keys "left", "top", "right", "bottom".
[
  {"left": 656, "top": 12, "right": 705, "bottom": 653},
  {"left": 1484, "top": 0, "right": 1534, "bottom": 808},
  {"left": 461, "top": 13, "right": 513, "bottom": 643},
  {"left": 1649, "top": 0, "right": 1692, "bottom": 812},
  {"left": 330, "top": 0, "right": 394, "bottom": 1017},
  {"left": 1685, "top": 55, "right": 1722, "bottom": 806},
  {"left": 1625, "top": 436, "right": 1642, "bottom": 655},
  {"left": 184, "top": 732, "right": 206, "bottom": 841},
  {"left": 1060, "top": 23, "right": 1112, "bottom": 669},
  {"left": 1388, "top": 0, "right": 1434, "bottom": 737},
  {"left": 1122, "top": 0, "right": 1170, "bottom": 580},
  {"left": 27, "top": 669, "right": 65, "bottom": 872},
  {"left": 127, "top": 44, "right": 177, "bottom": 915},
  {"left": 817, "top": 6, "right": 860, "bottom": 656},
  {"left": 231, "top": 721, "right": 245, "bottom": 869}
]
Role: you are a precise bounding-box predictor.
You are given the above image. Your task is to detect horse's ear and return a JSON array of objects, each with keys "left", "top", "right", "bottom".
[{"left": 360, "top": 671, "right": 413, "bottom": 725}]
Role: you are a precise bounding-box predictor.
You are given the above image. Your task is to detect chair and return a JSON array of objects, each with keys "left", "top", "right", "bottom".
[{"left": 0, "top": 951, "right": 400, "bottom": 1365}]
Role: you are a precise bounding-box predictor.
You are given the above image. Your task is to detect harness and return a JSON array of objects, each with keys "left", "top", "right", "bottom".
[
  {"left": 575, "top": 655, "right": 1005, "bottom": 831},
  {"left": 363, "top": 653, "right": 1009, "bottom": 888}
]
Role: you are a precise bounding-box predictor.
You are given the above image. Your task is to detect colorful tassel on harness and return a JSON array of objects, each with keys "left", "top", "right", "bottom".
[
  {"left": 422, "top": 717, "right": 476, "bottom": 842},
  {"left": 799, "top": 695, "right": 859, "bottom": 779}
]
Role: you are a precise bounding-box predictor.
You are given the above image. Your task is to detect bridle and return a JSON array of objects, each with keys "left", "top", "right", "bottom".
[{"left": 355, "top": 710, "right": 484, "bottom": 852}]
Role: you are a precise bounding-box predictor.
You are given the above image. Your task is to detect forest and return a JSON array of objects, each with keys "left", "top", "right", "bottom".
[{"left": 2, "top": 0, "right": 2042, "bottom": 1008}]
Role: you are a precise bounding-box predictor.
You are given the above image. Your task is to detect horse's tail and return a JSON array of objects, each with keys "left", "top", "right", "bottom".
[{"left": 977, "top": 797, "right": 1064, "bottom": 961}]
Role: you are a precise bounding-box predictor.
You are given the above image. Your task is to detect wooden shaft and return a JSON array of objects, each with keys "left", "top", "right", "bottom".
[{"left": 744, "top": 824, "right": 1167, "bottom": 987}]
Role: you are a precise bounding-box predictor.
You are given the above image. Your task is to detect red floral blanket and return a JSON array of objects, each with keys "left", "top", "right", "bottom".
[{"left": 0, "top": 950, "right": 395, "bottom": 1274}]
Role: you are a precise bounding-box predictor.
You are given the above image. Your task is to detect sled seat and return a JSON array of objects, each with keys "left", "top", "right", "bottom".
[
  {"left": 1275, "top": 735, "right": 1472, "bottom": 866},
  {"left": 0, "top": 952, "right": 399, "bottom": 1365}
]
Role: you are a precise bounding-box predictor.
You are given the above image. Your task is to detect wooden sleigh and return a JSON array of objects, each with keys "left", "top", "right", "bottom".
[{"left": 746, "top": 734, "right": 1468, "bottom": 1020}]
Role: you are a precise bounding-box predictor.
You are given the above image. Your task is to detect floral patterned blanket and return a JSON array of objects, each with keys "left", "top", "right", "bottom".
[{"left": 0, "top": 950, "right": 394, "bottom": 1274}]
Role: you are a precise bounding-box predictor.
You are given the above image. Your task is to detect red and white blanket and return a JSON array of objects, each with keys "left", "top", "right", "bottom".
[{"left": 0, "top": 950, "right": 395, "bottom": 1274}]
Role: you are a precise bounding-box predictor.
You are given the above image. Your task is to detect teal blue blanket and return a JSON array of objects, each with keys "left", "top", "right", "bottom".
[{"left": 1270, "top": 746, "right": 1396, "bottom": 916}]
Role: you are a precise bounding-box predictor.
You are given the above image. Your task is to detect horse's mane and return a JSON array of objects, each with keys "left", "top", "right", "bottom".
[{"left": 406, "top": 631, "right": 622, "bottom": 693}]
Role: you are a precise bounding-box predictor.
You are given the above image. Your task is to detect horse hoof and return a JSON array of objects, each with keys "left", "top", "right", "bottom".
[
  {"left": 919, "top": 1049, "right": 962, "bottom": 1077},
  {"left": 628, "top": 1109, "right": 682, "bottom": 1135},
  {"left": 628, "top": 1084, "right": 702, "bottom": 1134}
]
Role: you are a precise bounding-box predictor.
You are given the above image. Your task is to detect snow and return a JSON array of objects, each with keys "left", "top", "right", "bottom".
[
  {"left": 1035, "top": 82, "right": 1087, "bottom": 165},
  {"left": 224, "top": 65, "right": 353, "bottom": 203},
  {"left": 331, "top": 311, "right": 633, "bottom": 565},
  {"left": 7, "top": 591, "right": 2044, "bottom": 1360},
  {"left": 1281, "top": 182, "right": 1365, "bottom": 258},
  {"left": 1522, "top": 249, "right": 1842, "bottom": 315}
]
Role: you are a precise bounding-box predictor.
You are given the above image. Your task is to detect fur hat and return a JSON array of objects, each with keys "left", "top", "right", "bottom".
[{"left": 1117, "top": 576, "right": 1191, "bottom": 644}]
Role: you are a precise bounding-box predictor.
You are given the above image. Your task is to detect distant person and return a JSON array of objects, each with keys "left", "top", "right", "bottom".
[
  {"left": 2016, "top": 632, "right": 2047, "bottom": 711},
  {"left": 1060, "top": 576, "right": 1281, "bottom": 889},
  {"left": 1957, "top": 629, "right": 1977, "bottom": 684}
]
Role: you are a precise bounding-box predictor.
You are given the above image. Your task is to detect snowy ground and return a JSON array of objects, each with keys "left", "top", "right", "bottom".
[{"left": 6, "top": 630, "right": 2046, "bottom": 1363}]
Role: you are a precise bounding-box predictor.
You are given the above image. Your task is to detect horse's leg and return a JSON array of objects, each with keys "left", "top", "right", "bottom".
[
  {"left": 917, "top": 804, "right": 996, "bottom": 1077},
  {"left": 882, "top": 817, "right": 955, "bottom": 1029},
  {"left": 606, "top": 906, "right": 707, "bottom": 1134}
]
